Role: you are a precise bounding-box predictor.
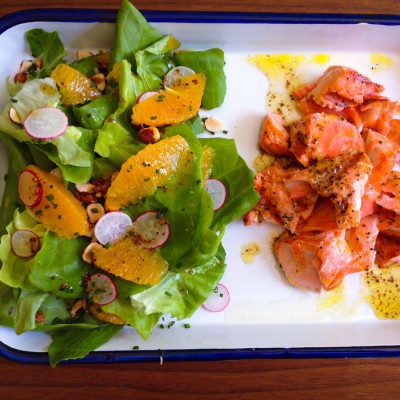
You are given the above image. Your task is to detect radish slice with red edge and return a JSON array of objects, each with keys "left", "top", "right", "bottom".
[
  {"left": 132, "top": 211, "right": 170, "bottom": 249},
  {"left": 86, "top": 273, "right": 117, "bottom": 305},
  {"left": 11, "top": 229, "right": 40, "bottom": 258},
  {"left": 18, "top": 169, "right": 43, "bottom": 208},
  {"left": 137, "top": 91, "right": 159, "bottom": 103},
  {"left": 24, "top": 107, "right": 68, "bottom": 140},
  {"left": 94, "top": 211, "right": 132, "bottom": 246},
  {"left": 163, "top": 66, "right": 195, "bottom": 88},
  {"left": 202, "top": 283, "right": 230, "bottom": 312},
  {"left": 204, "top": 178, "right": 226, "bottom": 211}
]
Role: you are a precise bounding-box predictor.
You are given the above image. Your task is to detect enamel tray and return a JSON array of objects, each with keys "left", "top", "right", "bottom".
[{"left": 0, "top": 8, "right": 400, "bottom": 364}]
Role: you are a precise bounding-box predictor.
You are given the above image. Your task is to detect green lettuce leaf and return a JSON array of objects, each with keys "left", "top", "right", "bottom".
[
  {"left": 135, "top": 35, "right": 180, "bottom": 92},
  {"left": 109, "top": 0, "right": 163, "bottom": 69},
  {"left": 48, "top": 324, "right": 123, "bottom": 367},
  {"left": 0, "top": 210, "right": 46, "bottom": 290},
  {"left": 11, "top": 78, "right": 60, "bottom": 122},
  {"left": 131, "top": 245, "right": 226, "bottom": 320},
  {"left": 14, "top": 289, "right": 49, "bottom": 334},
  {"left": 103, "top": 297, "right": 160, "bottom": 339},
  {"left": 0, "top": 282, "right": 19, "bottom": 328},
  {"left": 26, "top": 29, "right": 66, "bottom": 78},
  {"left": 52, "top": 126, "right": 94, "bottom": 168},
  {"left": 31, "top": 125, "right": 96, "bottom": 183},
  {"left": 29, "top": 232, "right": 90, "bottom": 299},
  {"left": 0, "top": 132, "right": 33, "bottom": 234},
  {"left": 95, "top": 60, "right": 144, "bottom": 166},
  {"left": 200, "top": 138, "right": 260, "bottom": 231},
  {"left": 72, "top": 94, "right": 118, "bottom": 130}
]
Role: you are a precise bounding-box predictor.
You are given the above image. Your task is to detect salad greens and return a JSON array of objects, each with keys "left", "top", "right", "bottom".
[{"left": 0, "top": 0, "right": 259, "bottom": 366}]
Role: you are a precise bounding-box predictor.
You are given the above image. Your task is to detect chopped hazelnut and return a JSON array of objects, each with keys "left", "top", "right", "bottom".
[
  {"left": 91, "top": 73, "right": 106, "bottom": 91},
  {"left": 138, "top": 126, "right": 160, "bottom": 144},
  {"left": 205, "top": 116, "right": 223, "bottom": 133}
]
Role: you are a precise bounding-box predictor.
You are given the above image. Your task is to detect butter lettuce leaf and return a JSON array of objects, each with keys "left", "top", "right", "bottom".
[
  {"left": 48, "top": 324, "right": 123, "bottom": 367},
  {"left": 109, "top": 0, "right": 163, "bottom": 69}
]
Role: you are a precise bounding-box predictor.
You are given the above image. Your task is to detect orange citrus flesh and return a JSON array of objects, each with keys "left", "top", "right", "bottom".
[
  {"left": 89, "top": 304, "right": 125, "bottom": 325},
  {"left": 91, "top": 232, "right": 168, "bottom": 286},
  {"left": 105, "top": 135, "right": 192, "bottom": 211},
  {"left": 23, "top": 165, "right": 89, "bottom": 238},
  {"left": 201, "top": 145, "right": 214, "bottom": 181},
  {"left": 50, "top": 63, "right": 101, "bottom": 106},
  {"left": 131, "top": 72, "right": 206, "bottom": 127}
]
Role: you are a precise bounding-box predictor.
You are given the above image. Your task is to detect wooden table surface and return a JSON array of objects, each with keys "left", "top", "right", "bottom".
[{"left": 1, "top": 1, "right": 400, "bottom": 399}]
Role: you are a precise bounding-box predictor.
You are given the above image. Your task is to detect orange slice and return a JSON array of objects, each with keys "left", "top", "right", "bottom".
[
  {"left": 22, "top": 165, "right": 89, "bottom": 238},
  {"left": 50, "top": 63, "right": 101, "bottom": 106},
  {"left": 105, "top": 135, "right": 192, "bottom": 211},
  {"left": 131, "top": 72, "right": 206, "bottom": 127},
  {"left": 202, "top": 145, "right": 214, "bottom": 181},
  {"left": 91, "top": 232, "right": 168, "bottom": 286}
]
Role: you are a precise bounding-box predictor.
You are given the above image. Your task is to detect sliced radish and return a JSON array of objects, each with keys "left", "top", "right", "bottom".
[
  {"left": 204, "top": 178, "right": 227, "bottom": 211},
  {"left": 137, "top": 91, "right": 159, "bottom": 103},
  {"left": 18, "top": 169, "right": 43, "bottom": 208},
  {"left": 86, "top": 273, "right": 117, "bottom": 305},
  {"left": 163, "top": 66, "right": 196, "bottom": 88},
  {"left": 202, "top": 283, "right": 230, "bottom": 312},
  {"left": 11, "top": 229, "right": 40, "bottom": 258},
  {"left": 94, "top": 211, "right": 133, "bottom": 246},
  {"left": 131, "top": 211, "right": 170, "bottom": 249},
  {"left": 24, "top": 107, "right": 68, "bottom": 140}
]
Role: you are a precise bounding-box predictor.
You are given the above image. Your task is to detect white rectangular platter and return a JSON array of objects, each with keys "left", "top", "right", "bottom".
[{"left": 0, "top": 10, "right": 400, "bottom": 361}]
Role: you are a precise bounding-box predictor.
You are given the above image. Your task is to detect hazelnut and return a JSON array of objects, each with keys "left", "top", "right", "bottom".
[
  {"left": 86, "top": 203, "right": 105, "bottom": 224},
  {"left": 76, "top": 50, "right": 93, "bottom": 60},
  {"left": 205, "top": 116, "right": 223, "bottom": 133},
  {"left": 138, "top": 126, "right": 160, "bottom": 144},
  {"left": 8, "top": 108, "right": 21, "bottom": 125},
  {"left": 91, "top": 73, "right": 106, "bottom": 91},
  {"left": 82, "top": 242, "right": 103, "bottom": 264}
]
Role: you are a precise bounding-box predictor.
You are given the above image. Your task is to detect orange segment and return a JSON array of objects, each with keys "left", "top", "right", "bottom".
[
  {"left": 202, "top": 145, "right": 214, "bottom": 181},
  {"left": 131, "top": 72, "right": 206, "bottom": 127},
  {"left": 50, "top": 63, "right": 101, "bottom": 106},
  {"left": 92, "top": 232, "right": 168, "bottom": 286},
  {"left": 105, "top": 135, "right": 192, "bottom": 211},
  {"left": 24, "top": 165, "right": 89, "bottom": 238}
]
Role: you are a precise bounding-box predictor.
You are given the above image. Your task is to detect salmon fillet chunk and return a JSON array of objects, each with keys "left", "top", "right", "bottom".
[{"left": 289, "top": 113, "right": 364, "bottom": 167}]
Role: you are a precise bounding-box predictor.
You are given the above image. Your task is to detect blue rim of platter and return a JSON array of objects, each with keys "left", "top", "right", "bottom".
[{"left": 1, "top": 7, "right": 400, "bottom": 365}]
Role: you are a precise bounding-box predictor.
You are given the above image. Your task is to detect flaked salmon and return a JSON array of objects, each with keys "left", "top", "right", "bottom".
[
  {"left": 247, "top": 64, "right": 400, "bottom": 292},
  {"left": 274, "top": 214, "right": 379, "bottom": 292},
  {"left": 288, "top": 151, "right": 372, "bottom": 229},
  {"left": 294, "top": 65, "right": 385, "bottom": 111},
  {"left": 259, "top": 112, "right": 291, "bottom": 156},
  {"left": 244, "top": 163, "right": 318, "bottom": 232},
  {"left": 289, "top": 113, "right": 364, "bottom": 167}
]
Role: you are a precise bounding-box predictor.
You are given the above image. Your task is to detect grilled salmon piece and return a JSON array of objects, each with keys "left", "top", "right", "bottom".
[
  {"left": 358, "top": 99, "right": 399, "bottom": 136},
  {"left": 274, "top": 230, "right": 325, "bottom": 292},
  {"left": 296, "top": 98, "right": 363, "bottom": 132},
  {"left": 289, "top": 151, "right": 372, "bottom": 229},
  {"left": 259, "top": 112, "right": 291, "bottom": 156},
  {"left": 363, "top": 128, "right": 399, "bottom": 193},
  {"left": 296, "top": 197, "right": 338, "bottom": 232},
  {"left": 376, "top": 171, "right": 400, "bottom": 214},
  {"left": 244, "top": 164, "right": 318, "bottom": 232},
  {"left": 274, "top": 214, "right": 378, "bottom": 292},
  {"left": 375, "top": 234, "right": 400, "bottom": 268},
  {"left": 296, "top": 65, "right": 385, "bottom": 111},
  {"left": 289, "top": 113, "right": 364, "bottom": 167}
]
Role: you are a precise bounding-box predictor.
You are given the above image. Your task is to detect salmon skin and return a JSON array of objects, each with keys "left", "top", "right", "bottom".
[{"left": 246, "top": 65, "right": 400, "bottom": 292}]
